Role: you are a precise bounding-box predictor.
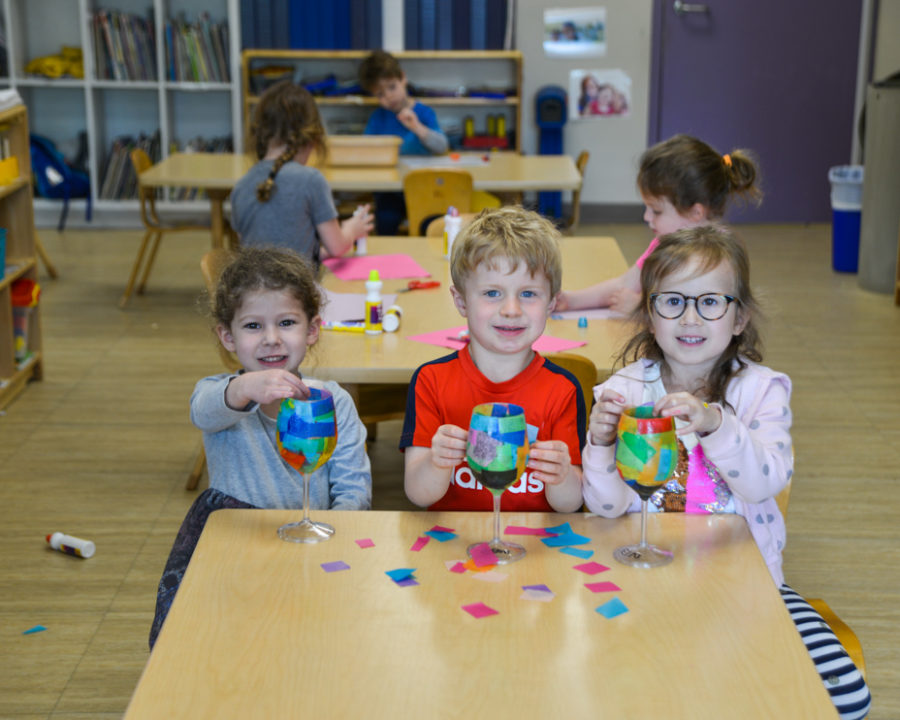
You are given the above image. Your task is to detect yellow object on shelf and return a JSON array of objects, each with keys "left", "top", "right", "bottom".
[
  {"left": 24, "top": 46, "right": 84, "bottom": 79},
  {"left": 0, "top": 156, "right": 18, "bottom": 184}
]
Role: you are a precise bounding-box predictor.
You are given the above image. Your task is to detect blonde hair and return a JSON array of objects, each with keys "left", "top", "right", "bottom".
[
  {"left": 450, "top": 206, "right": 562, "bottom": 297},
  {"left": 251, "top": 81, "right": 326, "bottom": 203},
  {"left": 638, "top": 134, "right": 761, "bottom": 218},
  {"left": 619, "top": 224, "right": 763, "bottom": 405}
]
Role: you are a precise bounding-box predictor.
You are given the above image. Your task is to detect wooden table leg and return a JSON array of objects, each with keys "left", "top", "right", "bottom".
[
  {"left": 208, "top": 191, "right": 227, "bottom": 249},
  {"left": 34, "top": 232, "right": 59, "bottom": 279}
]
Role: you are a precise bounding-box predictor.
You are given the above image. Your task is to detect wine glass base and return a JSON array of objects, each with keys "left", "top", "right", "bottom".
[
  {"left": 613, "top": 543, "right": 673, "bottom": 568},
  {"left": 278, "top": 520, "right": 335, "bottom": 544},
  {"left": 467, "top": 540, "right": 526, "bottom": 565}
]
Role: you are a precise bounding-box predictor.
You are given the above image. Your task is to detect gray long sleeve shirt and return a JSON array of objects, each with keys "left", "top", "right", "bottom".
[{"left": 191, "top": 374, "right": 371, "bottom": 510}]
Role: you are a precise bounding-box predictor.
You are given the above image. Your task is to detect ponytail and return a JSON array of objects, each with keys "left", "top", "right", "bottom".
[{"left": 723, "top": 148, "right": 762, "bottom": 208}]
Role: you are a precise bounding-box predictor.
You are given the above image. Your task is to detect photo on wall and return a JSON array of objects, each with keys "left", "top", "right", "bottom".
[
  {"left": 570, "top": 69, "right": 631, "bottom": 119},
  {"left": 543, "top": 7, "right": 606, "bottom": 58}
]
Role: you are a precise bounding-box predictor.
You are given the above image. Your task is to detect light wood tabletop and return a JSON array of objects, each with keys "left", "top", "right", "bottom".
[
  {"left": 125, "top": 510, "right": 835, "bottom": 719},
  {"left": 312, "top": 234, "right": 631, "bottom": 384},
  {"left": 137, "top": 152, "right": 582, "bottom": 248}
]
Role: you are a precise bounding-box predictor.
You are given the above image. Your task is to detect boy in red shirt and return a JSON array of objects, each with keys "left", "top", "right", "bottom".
[{"left": 401, "top": 207, "right": 585, "bottom": 512}]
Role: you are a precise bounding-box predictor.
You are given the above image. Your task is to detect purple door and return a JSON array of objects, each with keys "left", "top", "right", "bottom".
[{"left": 649, "top": 0, "right": 863, "bottom": 223}]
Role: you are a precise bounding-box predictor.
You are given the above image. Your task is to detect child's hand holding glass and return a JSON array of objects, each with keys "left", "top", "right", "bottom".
[
  {"left": 526, "top": 440, "right": 571, "bottom": 486},
  {"left": 654, "top": 391, "right": 721, "bottom": 436},
  {"left": 429, "top": 424, "right": 468, "bottom": 469},
  {"left": 588, "top": 388, "right": 627, "bottom": 446},
  {"left": 225, "top": 369, "right": 311, "bottom": 410}
]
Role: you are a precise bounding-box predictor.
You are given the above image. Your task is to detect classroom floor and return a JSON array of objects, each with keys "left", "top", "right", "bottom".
[{"left": 1, "top": 223, "right": 898, "bottom": 718}]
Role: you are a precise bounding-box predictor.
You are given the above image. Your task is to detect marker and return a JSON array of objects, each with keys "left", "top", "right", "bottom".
[{"left": 322, "top": 321, "right": 365, "bottom": 334}]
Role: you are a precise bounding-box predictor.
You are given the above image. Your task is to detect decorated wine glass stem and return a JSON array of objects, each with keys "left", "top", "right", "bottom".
[
  {"left": 302, "top": 472, "right": 311, "bottom": 524},
  {"left": 639, "top": 498, "right": 649, "bottom": 548},
  {"left": 491, "top": 492, "right": 502, "bottom": 545}
]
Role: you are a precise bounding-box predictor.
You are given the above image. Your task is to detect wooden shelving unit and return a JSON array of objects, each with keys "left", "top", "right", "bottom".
[
  {"left": 0, "top": 103, "right": 42, "bottom": 409},
  {"left": 240, "top": 50, "right": 523, "bottom": 152}
]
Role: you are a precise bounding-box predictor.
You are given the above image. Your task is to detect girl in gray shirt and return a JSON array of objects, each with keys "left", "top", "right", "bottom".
[{"left": 150, "top": 247, "right": 371, "bottom": 649}]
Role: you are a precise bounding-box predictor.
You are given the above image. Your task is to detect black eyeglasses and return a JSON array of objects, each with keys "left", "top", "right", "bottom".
[{"left": 650, "top": 292, "right": 738, "bottom": 321}]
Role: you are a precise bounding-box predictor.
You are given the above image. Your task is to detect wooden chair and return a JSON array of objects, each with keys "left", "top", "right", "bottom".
[
  {"left": 402, "top": 168, "right": 473, "bottom": 236},
  {"left": 186, "top": 248, "right": 240, "bottom": 491},
  {"left": 776, "top": 479, "right": 866, "bottom": 679},
  {"left": 119, "top": 148, "right": 210, "bottom": 308},
  {"left": 563, "top": 150, "right": 590, "bottom": 234},
  {"left": 544, "top": 351, "right": 598, "bottom": 435}
]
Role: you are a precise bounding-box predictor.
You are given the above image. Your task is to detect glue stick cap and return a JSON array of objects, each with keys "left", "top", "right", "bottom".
[{"left": 367, "top": 269, "right": 380, "bottom": 283}]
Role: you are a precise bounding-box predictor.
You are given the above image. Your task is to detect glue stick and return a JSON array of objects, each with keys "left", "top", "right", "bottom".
[
  {"left": 46, "top": 532, "right": 95, "bottom": 559},
  {"left": 364, "top": 269, "right": 383, "bottom": 335}
]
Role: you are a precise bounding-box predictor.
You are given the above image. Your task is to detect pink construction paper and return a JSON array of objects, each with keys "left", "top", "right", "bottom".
[
  {"left": 505, "top": 525, "right": 555, "bottom": 537},
  {"left": 462, "top": 602, "right": 499, "bottom": 619},
  {"left": 448, "top": 561, "right": 467, "bottom": 574},
  {"left": 408, "top": 325, "right": 586, "bottom": 353},
  {"left": 322, "top": 254, "right": 431, "bottom": 281},
  {"left": 585, "top": 581, "right": 622, "bottom": 593},
  {"left": 355, "top": 538, "right": 375, "bottom": 549},
  {"left": 573, "top": 561, "right": 611, "bottom": 575},
  {"left": 411, "top": 536, "right": 430, "bottom": 552},
  {"left": 469, "top": 542, "right": 499, "bottom": 568},
  {"left": 430, "top": 525, "right": 455, "bottom": 533}
]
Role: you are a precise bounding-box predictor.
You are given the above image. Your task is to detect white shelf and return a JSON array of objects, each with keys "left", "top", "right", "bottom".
[{"left": 1, "top": 0, "right": 242, "bottom": 225}]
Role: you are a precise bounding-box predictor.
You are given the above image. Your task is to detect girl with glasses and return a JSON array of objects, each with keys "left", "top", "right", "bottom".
[
  {"left": 557, "top": 134, "right": 760, "bottom": 315},
  {"left": 581, "top": 225, "right": 870, "bottom": 720}
]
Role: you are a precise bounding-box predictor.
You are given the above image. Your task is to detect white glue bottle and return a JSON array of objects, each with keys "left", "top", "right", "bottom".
[
  {"left": 353, "top": 205, "right": 368, "bottom": 255},
  {"left": 443, "top": 206, "right": 461, "bottom": 258},
  {"left": 364, "top": 269, "right": 383, "bottom": 335},
  {"left": 46, "top": 532, "right": 95, "bottom": 559}
]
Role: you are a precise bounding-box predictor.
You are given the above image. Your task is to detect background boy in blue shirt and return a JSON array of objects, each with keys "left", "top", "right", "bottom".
[{"left": 359, "top": 50, "right": 449, "bottom": 234}]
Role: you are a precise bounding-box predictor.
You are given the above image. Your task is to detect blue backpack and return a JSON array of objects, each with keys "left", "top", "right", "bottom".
[{"left": 30, "top": 133, "right": 92, "bottom": 231}]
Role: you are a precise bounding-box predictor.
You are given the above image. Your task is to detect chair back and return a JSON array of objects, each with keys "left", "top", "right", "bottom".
[
  {"left": 402, "top": 168, "right": 473, "bottom": 236},
  {"left": 130, "top": 148, "right": 159, "bottom": 226},
  {"left": 544, "top": 351, "right": 598, "bottom": 434},
  {"left": 566, "top": 150, "right": 590, "bottom": 233},
  {"left": 200, "top": 249, "right": 242, "bottom": 373}
]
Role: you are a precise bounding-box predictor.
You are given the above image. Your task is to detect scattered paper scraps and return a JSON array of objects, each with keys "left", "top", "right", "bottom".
[
  {"left": 424, "top": 530, "right": 456, "bottom": 542},
  {"left": 560, "top": 547, "right": 594, "bottom": 559},
  {"left": 585, "top": 581, "right": 622, "bottom": 593},
  {"left": 321, "top": 561, "right": 350, "bottom": 573},
  {"left": 573, "top": 561, "right": 610, "bottom": 575},
  {"left": 411, "top": 536, "right": 430, "bottom": 552},
  {"left": 430, "top": 525, "right": 455, "bottom": 533},
  {"left": 445, "top": 560, "right": 468, "bottom": 574},
  {"left": 462, "top": 602, "right": 499, "bottom": 619},
  {"left": 505, "top": 525, "right": 555, "bottom": 536},
  {"left": 322, "top": 253, "right": 430, "bottom": 281},
  {"left": 469, "top": 542, "right": 499, "bottom": 568},
  {"left": 520, "top": 584, "right": 555, "bottom": 602},
  {"left": 386, "top": 568, "right": 416, "bottom": 583},
  {"left": 472, "top": 570, "right": 508, "bottom": 583},
  {"left": 544, "top": 522, "right": 574, "bottom": 534},
  {"left": 395, "top": 577, "right": 420, "bottom": 587},
  {"left": 355, "top": 538, "right": 375, "bottom": 549},
  {"left": 542, "top": 531, "right": 591, "bottom": 547},
  {"left": 596, "top": 597, "right": 629, "bottom": 618},
  {"left": 462, "top": 558, "right": 496, "bottom": 573},
  {"left": 23, "top": 625, "right": 46, "bottom": 635}
]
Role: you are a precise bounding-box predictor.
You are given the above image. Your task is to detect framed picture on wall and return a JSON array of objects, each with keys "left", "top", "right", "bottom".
[
  {"left": 570, "top": 69, "right": 631, "bottom": 119},
  {"left": 543, "top": 7, "right": 607, "bottom": 58}
]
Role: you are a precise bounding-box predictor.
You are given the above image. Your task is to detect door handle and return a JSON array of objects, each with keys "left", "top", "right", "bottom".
[{"left": 673, "top": 0, "right": 709, "bottom": 14}]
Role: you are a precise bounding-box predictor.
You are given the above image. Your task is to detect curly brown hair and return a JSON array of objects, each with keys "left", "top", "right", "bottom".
[
  {"left": 250, "top": 81, "right": 326, "bottom": 203},
  {"left": 617, "top": 224, "right": 763, "bottom": 406},
  {"left": 638, "top": 134, "right": 762, "bottom": 218},
  {"left": 212, "top": 247, "right": 322, "bottom": 331}
]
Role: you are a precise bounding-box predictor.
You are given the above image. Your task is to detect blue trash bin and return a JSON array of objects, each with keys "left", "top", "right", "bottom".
[{"left": 828, "top": 165, "right": 863, "bottom": 273}]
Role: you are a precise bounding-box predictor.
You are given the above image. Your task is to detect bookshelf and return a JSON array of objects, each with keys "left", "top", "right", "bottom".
[
  {"left": 0, "top": 102, "right": 42, "bottom": 410},
  {"left": 240, "top": 50, "right": 523, "bottom": 153},
  {"left": 0, "top": 0, "right": 242, "bottom": 226}
]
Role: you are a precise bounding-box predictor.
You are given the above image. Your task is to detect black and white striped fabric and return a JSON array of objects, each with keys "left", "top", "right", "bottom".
[{"left": 780, "top": 585, "right": 871, "bottom": 719}]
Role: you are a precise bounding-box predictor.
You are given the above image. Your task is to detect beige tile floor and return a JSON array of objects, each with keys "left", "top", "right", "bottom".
[{"left": 0, "top": 223, "right": 897, "bottom": 718}]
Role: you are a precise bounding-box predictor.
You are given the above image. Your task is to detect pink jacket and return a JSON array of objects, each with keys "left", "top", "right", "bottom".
[{"left": 583, "top": 358, "right": 793, "bottom": 586}]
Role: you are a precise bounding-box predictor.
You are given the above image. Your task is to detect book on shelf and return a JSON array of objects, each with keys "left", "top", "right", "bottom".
[
  {"left": 165, "top": 14, "right": 230, "bottom": 83},
  {"left": 93, "top": 10, "right": 157, "bottom": 81},
  {"left": 99, "top": 132, "right": 161, "bottom": 200}
]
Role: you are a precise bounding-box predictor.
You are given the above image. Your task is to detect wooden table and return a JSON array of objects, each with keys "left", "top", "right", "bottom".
[
  {"left": 315, "top": 234, "right": 631, "bottom": 384},
  {"left": 125, "top": 510, "right": 835, "bottom": 719},
  {"left": 137, "top": 152, "right": 582, "bottom": 248}
]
